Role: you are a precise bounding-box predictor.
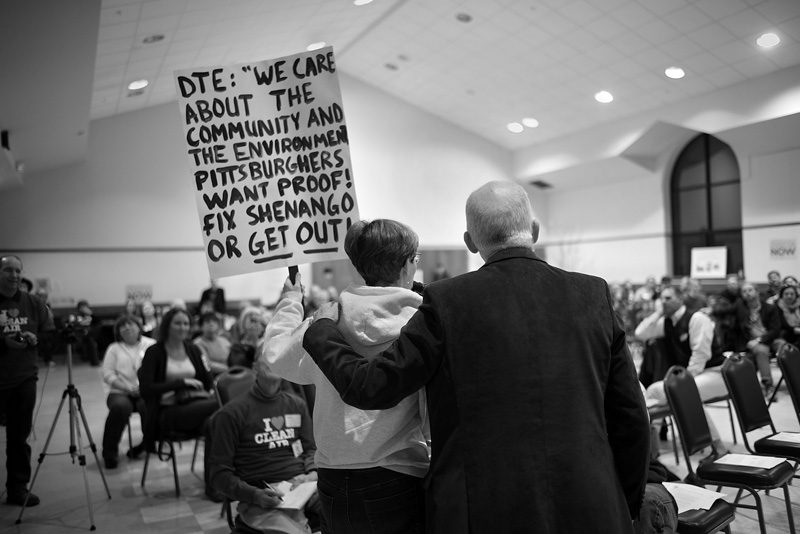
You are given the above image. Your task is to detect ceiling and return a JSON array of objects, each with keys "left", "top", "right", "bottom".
[{"left": 2, "top": 0, "right": 800, "bottom": 181}]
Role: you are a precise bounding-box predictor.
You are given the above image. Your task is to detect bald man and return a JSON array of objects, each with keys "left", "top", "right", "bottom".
[{"left": 302, "top": 181, "right": 650, "bottom": 533}]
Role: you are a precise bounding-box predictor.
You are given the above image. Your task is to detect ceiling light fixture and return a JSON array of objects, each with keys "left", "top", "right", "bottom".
[
  {"left": 307, "top": 42, "right": 326, "bottom": 51},
  {"left": 354, "top": 0, "right": 373, "bottom": 5},
  {"left": 595, "top": 90, "right": 613, "bottom": 103},
  {"left": 507, "top": 122, "right": 524, "bottom": 133},
  {"left": 664, "top": 66, "right": 685, "bottom": 79},
  {"left": 142, "top": 34, "right": 164, "bottom": 44},
  {"left": 456, "top": 13, "right": 472, "bottom": 23},
  {"left": 522, "top": 117, "right": 539, "bottom": 128},
  {"left": 756, "top": 32, "right": 780, "bottom": 48},
  {"left": 127, "top": 79, "right": 149, "bottom": 91},
  {"left": 385, "top": 63, "right": 398, "bottom": 71}
]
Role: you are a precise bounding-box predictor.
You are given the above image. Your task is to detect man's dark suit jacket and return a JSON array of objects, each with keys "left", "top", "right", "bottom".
[{"left": 303, "top": 247, "right": 650, "bottom": 533}]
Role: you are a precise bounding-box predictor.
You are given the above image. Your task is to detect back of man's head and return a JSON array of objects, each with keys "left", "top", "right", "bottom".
[{"left": 465, "top": 181, "right": 535, "bottom": 255}]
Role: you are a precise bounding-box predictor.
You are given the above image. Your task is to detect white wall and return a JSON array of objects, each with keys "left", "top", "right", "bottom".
[{"left": 0, "top": 74, "right": 512, "bottom": 307}]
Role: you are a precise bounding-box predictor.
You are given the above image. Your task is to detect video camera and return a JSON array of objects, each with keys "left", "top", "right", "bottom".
[{"left": 60, "top": 314, "right": 91, "bottom": 344}]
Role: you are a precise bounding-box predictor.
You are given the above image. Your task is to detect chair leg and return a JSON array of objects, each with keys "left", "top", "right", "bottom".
[
  {"left": 170, "top": 441, "right": 181, "bottom": 497},
  {"left": 191, "top": 439, "right": 201, "bottom": 473},
  {"left": 751, "top": 490, "right": 767, "bottom": 534},
  {"left": 784, "top": 484, "right": 797, "bottom": 534},
  {"left": 668, "top": 417, "right": 679, "bottom": 465},
  {"left": 141, "top": 452, "right": 150, "bottom": 488},
  {"left": 127, "top": 417, "right": 133, "bottom": 450},
  {"left": 769, "top": 376, "right": 784, "bottom": 407}
]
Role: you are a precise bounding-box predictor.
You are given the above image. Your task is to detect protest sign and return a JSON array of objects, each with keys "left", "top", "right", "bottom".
[{"left": 174, "top": 46, "right": 359, "bottom": 279}]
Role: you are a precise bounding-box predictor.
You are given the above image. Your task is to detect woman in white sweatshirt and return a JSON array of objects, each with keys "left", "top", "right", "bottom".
[{"left": 263, "top": 219, "right": 430, "bottom": 534}]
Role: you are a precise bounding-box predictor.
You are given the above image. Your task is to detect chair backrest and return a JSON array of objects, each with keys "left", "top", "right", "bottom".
[
  {"left": 722, "top": 353, "right": 775, "bottom": 435},
  {"left": 778, "top": 343, "right": 800, "bottom": 422},
  {"left": 663, "top": 365, "right": 713, "bottom": 459},
  {"left": 214, "top": 366, "right": 256, "bottom": 407}
]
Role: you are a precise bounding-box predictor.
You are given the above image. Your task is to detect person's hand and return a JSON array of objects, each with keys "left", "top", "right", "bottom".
[
  {"left": 312, "top": 302, "right": 340, "bottom": 324},
  {"left": 183, "top": 377, "right": 204, "bottom": 390},
  {"left": 253, "top": 485, "right": 285, "bottom": 509},
  {"left": 282, "top": 273, "right": 304, "bottom": 297},
  {"left": 289, "top": 471, "right": 318, "bottom": 490},
  {"left": 4, "top": 333, "right": 27, "bottom": 349}
]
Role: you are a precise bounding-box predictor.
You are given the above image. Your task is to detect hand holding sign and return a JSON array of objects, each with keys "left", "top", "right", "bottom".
[{"left": 175, "top": 47, "right": 359, "bottom": 279}]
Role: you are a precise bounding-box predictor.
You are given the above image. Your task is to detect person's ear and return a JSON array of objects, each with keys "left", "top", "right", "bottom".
[
  {"left": 531, "top": 220, "right": 540, "bottom": 244},
  {"left": 463, "top": 232, "right": 479, "bottom": 254}
]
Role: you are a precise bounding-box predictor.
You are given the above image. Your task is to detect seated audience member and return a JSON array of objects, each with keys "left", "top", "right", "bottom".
[
  {"left": 303, "top": 285, "right": 334, "bottom": 319},
  {"left": 19, "top": 277, "right": 33, "bottom": 293},
  {"left": 227, "top": 301, "right": 256, "bottom": 345},
  {"left": 228, "top": 306, "right": 269, "bottom": 369},
  {"left": 775, "top": 284, "right": 800, "bottom": 350},
  {"left": 200, "top": 279, "right": 226, "bottom": 315},
  {"left": 193, "top": 312, "right": 232, "bottom": 376},
  {"left": 75, "top": 299, "right": 101, "bottom": 366},
  {"left": 124, "top": 298, "right": 140, "bottom": 317},
  {"left": 137, "top": 307, "right": 218, "bottom": 456},
  {"left": 100, "top": 314, "right": 156, "bottom": 468},
  {"left": 34, "top": 287, "right": 56, "bottom": 367},
  {"left": 767, "top": 275, "right": 799, "bottom": 305},
  {"left": 681, "top": 277, "right": 707, "bottom": 311},
  {"left": 732, "top": 282, "right": 783, "bottom": 397},
  {"left": 636, "top": 286, "right": 729, "bottom": 458},
  {"left": 764, "top": 270, "right": 782, "bottom": 301},
  {"left": 633, "top": 459, "right": 679, "bottom": 534},
  {"left": 263, "top": 219, "right": 430, "bottom": 534},
  {"left": 208, "top": 357, "right": 320, "bottom": 533},
  {"left": 140, "top": 300, "right": 159, "bottom": 338},
  {"left": 718, "top": 274, "right": 743, "bottom": 307}
]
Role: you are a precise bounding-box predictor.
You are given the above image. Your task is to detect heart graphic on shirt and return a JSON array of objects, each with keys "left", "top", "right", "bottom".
[
  {"left": 270, "top": 416, "right": 285, "bottom": 430},
  {"left": 8, "top": 309, "right": 19, "bottom": 318}
]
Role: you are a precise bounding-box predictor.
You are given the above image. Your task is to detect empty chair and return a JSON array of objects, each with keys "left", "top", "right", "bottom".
[
  {"left": 722, "top": 353, "right": 800, "bottom": 469},
  {"left": 778, "top": 344, "right": 800, "bottom": 425},
  {"left": 677, "top": 497, "right": 735, "bottom": 534},
  {"left": 664, "top": 365, "right": 796, "bottom": 534}
]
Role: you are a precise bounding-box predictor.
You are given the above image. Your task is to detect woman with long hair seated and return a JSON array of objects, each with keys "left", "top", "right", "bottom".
[
  {"left": 137, "top": 307, "right": 217, "bottom": 455},
  {"left": 264, "top": 219, "right": 430, "bottom": 534},
  {"left": 100, "top": 314, "right": 156, "bottom": 468}
]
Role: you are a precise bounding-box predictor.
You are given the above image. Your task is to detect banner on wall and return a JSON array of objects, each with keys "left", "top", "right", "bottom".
[
  {"left": 174, "top": 46, "right": 359, "bottom": 279},
  {"left": 770, "top": 239, "right": 796, "bottom": 260},
  {"left": 690, "top": 246, "right": 727, "bottom": 279},
  {"left": 125, "top": 284, "right": 153, "bottom": 303}
]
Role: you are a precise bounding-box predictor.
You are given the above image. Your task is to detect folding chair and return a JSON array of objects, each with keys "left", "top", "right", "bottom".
[
  {"left": 778, "top": 344, "right": 800, "bottom": 425},
  {"left": 664, "top": 365, "right": 796, "bottom": 534},
  {"left": 212, "top": 366, "right": 256, "bottom": 528},
  {"left": 648, "top": 404, "right": 680, "bottom": 464},
  {"left": 677, "top": 497, "right": 735, "bottom": 534},
  {"left": 722, "top": 353, "right": 800, "bottom": 472},
  {"left": 140, "top": 428, "right": 204, "bottom": 497}
]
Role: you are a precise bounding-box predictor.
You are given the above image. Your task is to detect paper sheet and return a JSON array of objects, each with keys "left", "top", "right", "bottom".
[
  {"left": 770, "top": 432, "right": 800, "bottom": 444},
  {"left": 713, "top": 453, "right": 787, "bottom": 469},
  {"left": 273, "top": 480, "right": 317, "bottom": 510},
  {"left": 662, "top": 482, "right": 727, "bottom": 514}
]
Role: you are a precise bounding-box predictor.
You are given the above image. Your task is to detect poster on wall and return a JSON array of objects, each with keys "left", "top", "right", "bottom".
[
  {"left": 174, "top": 46, "right": 360, "bottom": 279},
  {"left": 770, "top": 239, "right": 796, "bottom": 260},
  {"left": 690, "top": 246, "right": 727, "bottom": 279}
]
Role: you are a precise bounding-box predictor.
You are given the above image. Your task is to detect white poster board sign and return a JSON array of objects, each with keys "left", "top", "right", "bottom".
[
  {"left": 174, "top": 46, "right": 359, "bottom": 279},
  {"left": 690, "top": 246, "right": 727, "bottom": 279}
]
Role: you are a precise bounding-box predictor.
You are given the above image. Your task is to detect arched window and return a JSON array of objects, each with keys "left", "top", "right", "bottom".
[{"left": 671, "top": 134, "right": 743, "bottom": 276}]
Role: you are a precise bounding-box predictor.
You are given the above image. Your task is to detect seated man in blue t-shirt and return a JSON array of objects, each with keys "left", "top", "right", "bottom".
[{"left": 208, "top": 357, "right": 320, "bottom": 534}]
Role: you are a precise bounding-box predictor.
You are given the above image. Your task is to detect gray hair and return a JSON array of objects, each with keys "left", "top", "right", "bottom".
[{"left": 465, "top": 181, "right": 534, "bottom": 252}]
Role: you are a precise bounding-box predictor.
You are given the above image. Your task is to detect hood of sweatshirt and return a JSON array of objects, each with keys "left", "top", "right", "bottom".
[{"left": 337, "top": 284, "right": 422, "bottom": 349}]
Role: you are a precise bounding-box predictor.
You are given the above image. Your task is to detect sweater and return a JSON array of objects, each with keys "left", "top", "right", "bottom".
[{"left": 263, "top": 284, "right": 430, "bottom": 477}]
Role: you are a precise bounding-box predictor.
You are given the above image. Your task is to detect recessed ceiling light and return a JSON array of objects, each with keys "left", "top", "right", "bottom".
[
  {"left": 142, "top": 34, "right": 164, "bottom": 45},
  {"left": 354, "top": 0, "right": 373, "bottom": 5},
  {"left": 456, "top": 13, "right": 472, "bottom": 23},
  {"left": 507, "top": 122, "right": 524, "bottom": 133},
  {"left": 307, "top": 42, "right": 326, "bottom": 51},
  {"left": 127, "top": 79, "right": 149, "bottom": 91},
  {"left": 522, "top": 117, "right": 539, "bottom": 128},
  {"left": 385, "top": 63, "right": 398, "bottom": 71},
  {"left": 757, "top": 32, "right": 780, "bottom": 48},
  {"left": 664, "top": 66, "right": 685, "bottom": 79},
  {"left": 595, "top": 90, "right": 613, "bottom": 104}
]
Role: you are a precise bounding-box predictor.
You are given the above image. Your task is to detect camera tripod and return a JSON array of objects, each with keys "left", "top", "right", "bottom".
[{"left": 16, "top": 341, "right": 111, "bottom": 530}]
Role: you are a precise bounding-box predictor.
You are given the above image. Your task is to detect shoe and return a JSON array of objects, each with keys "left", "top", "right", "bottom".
[
  {"left": 6, "top": 489, "right": 40, "bottom": 507},
  {"left": 127, "top": 443, "right": 145, "bottom": 460},
  {"left": 104, "top": 456, "right": 118, "bottom": 469},
  {"left": 659, "top": 421, "right": 669, "bottom": 441},
  {"left": 763, "top": 384, "right": 777, "bottom": 402}
]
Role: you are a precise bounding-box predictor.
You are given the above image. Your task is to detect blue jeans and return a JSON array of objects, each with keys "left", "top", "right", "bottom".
[
  {"left": 317, "top": 467, "right": 425, "bottom": 534},
  {"left": 633, "top": 483, "right": 678, "bottom": 534}
]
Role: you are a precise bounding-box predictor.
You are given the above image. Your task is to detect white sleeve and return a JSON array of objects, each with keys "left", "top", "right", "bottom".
[
  {"left": 101, "top": 343, "right": 120, "bottom": 386},
  {"left": 634, "top": 310, "right": 664, "bottom": 341},
  {"left": 686, "top": 312, "right": 714, "bottom": 376},
  {"left": 260, "top": 290, "right": 316, "bottom": 385}
]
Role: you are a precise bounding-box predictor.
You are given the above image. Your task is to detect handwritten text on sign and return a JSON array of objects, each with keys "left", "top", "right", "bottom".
[{"left": 175, "top": 47, "right": 359, "bottom": 278}]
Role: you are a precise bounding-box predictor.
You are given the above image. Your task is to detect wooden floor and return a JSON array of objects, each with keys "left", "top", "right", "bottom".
[{"left": 1, "top": 355, "right": 800, "bottom": 533}]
